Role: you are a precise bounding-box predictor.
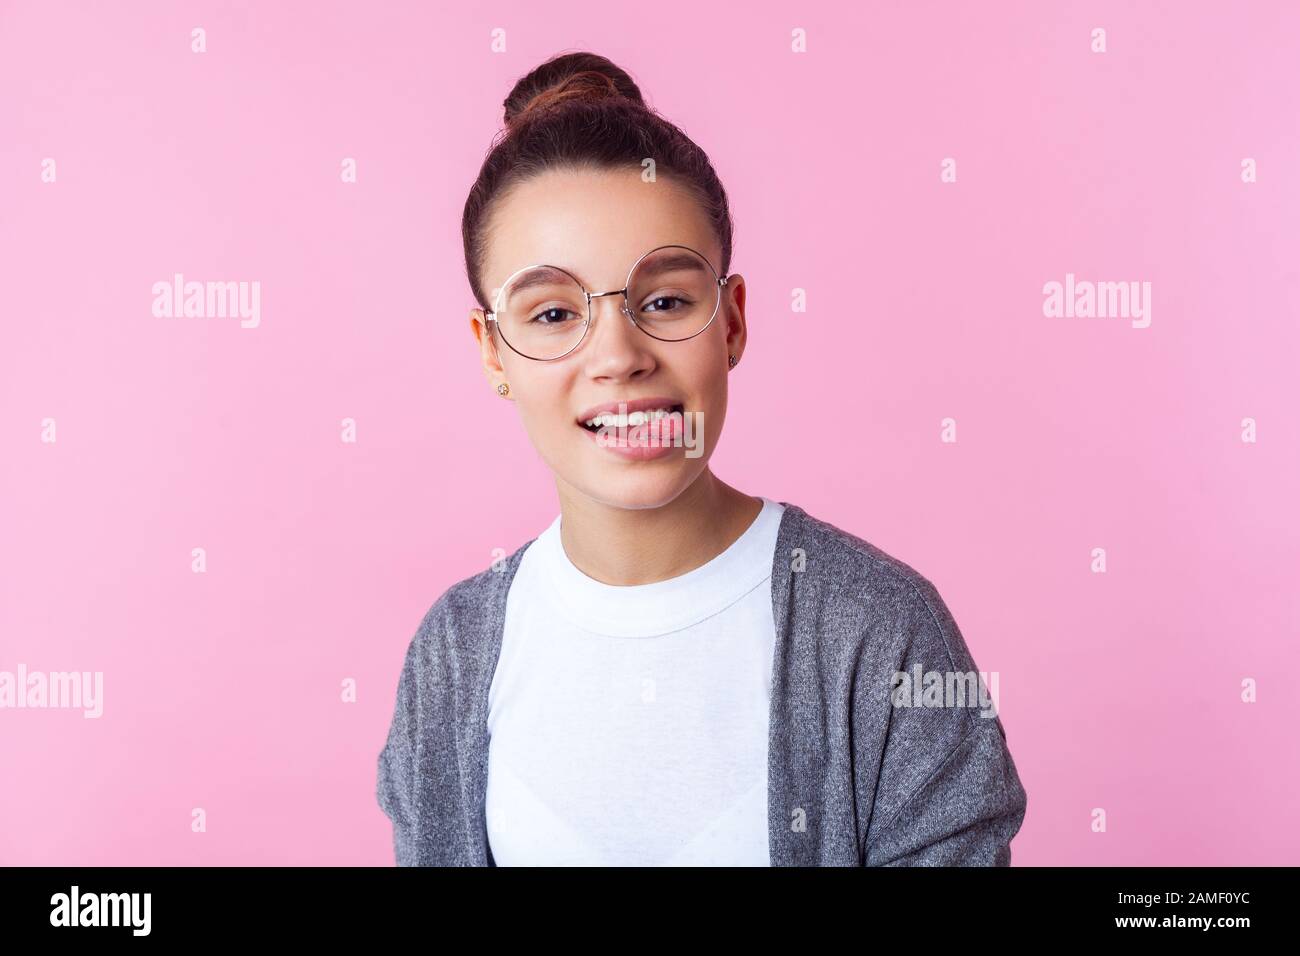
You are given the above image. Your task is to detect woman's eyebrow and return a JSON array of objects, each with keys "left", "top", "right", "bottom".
[
  {"left": 500, "top": 265, "right": 573, "bottom": 297},
  {"left": 497, "top": 252, "right": 712, "bottom": 303},
  {"left": 635, "top": 253, "right": 710, "bottom": 278}
]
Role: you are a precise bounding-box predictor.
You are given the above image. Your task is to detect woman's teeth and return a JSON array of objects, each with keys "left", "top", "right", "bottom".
[{"left": 583, "top": 407, "right": 679, "bottom": 429}]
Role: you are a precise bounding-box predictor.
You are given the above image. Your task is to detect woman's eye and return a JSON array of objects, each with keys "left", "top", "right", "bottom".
[
  {"left": 529, "top": 307, "right": 577, "bottom": 325},
  {"left": 642, "top": 296, "right": 687, "bottom": 313}
]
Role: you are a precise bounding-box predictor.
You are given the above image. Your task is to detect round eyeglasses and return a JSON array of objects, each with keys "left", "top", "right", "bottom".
[{"left": 483, "top": 244, "right": 729, "bottom": 361}]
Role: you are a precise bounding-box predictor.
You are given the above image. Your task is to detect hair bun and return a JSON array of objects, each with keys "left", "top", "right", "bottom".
[{"left": 503, "top": 52, "right": 645, "bottom": 131}]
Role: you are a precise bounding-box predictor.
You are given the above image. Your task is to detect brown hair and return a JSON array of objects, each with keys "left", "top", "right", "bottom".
[{"left": 461, "top": 51, "right": 735, "bottom": 311}]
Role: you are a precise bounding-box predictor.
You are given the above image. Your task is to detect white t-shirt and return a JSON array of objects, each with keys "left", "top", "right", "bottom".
[{"left": 485, "top": 497, "right": 786, "bottom": 866}]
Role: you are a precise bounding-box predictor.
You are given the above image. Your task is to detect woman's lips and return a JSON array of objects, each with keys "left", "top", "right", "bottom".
[
  {"left": 574, "top": 397, "right": 684, "bottom": 426},
  {"left": 577, "top": 403, "right": 684, "bottom": 430},
  {"left": 577, "top": 407, "right": 685, "bottom": 461}
]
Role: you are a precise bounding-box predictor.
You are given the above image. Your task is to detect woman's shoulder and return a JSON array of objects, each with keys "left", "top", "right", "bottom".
[
  {"left": 412, "top": 535, "right": 540, "bottom": 641},
  {"left": 777, "top": 501, "right": 947, "bottom": 604},
  {"left": 775, "top": 500, "right": 969, "bottom": 668}
]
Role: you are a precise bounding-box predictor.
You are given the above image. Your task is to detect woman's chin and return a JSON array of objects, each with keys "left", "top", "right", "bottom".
[{"left": 570, "top": 469, "right": 703, "bottom": 512}]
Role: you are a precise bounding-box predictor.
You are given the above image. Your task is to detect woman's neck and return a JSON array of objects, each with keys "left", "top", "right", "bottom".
[{"left": 554, "top": 472, "right": 763, "bottom": 587}]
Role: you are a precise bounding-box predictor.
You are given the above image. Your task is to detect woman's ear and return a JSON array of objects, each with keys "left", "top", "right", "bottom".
[
  {"left": 470, "top": 308, "right": 510, "bottom": 396},
  {"left": 722, "top": 273, "right": 747, "bottom": 365}
]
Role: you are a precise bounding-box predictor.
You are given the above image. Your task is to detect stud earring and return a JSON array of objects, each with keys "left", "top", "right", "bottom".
[
  {"left": 728, "top": 354, "right": 737, "bottom": 369},
  {"left": 497, "top": 383, "right": 510, "bottom": 396}
]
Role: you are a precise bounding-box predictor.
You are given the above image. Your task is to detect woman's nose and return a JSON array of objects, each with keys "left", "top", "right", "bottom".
[
  {"left": 589, "top": 292, "right": 637, "bottom": 333},
  {"left": 583, "top": 293, "right": 653, "bottom": 367}
]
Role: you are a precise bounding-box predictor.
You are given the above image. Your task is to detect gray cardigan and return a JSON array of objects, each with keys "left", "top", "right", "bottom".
[{"left": 377, "top": 501, "right": 1028, "bottom": 865}]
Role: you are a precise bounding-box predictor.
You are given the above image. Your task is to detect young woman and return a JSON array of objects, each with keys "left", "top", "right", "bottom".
[{"left": 377, "top": 51, "right": 1027, "bottom": 866}]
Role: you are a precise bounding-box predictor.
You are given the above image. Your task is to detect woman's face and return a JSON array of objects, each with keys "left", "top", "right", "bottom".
[{"left": 471, "top": 166, "right": 747, "bottom": 512}]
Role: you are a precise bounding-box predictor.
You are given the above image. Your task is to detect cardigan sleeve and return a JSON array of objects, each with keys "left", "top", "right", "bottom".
[
  {"left": 376, "top": 631, "right": 423, "bottom": 866},
  {"left": 376, "top": 598, "right": 455, "bottom": 867},
  {"left": 864, "top": 717, "right": 1027, "bottom": 866},
  {"left": 859, "top": 572, "right": 1028, "bottom": 866}
]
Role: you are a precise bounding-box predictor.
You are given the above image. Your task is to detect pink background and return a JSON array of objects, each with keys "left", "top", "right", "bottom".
[{"left": 2, "top": 0, "right": 1297, "bottom": 865}]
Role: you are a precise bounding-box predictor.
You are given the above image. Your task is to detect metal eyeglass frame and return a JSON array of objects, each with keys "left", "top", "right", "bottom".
[{"left": 482, "top": 243, "right": 730, "bottom": 362}]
